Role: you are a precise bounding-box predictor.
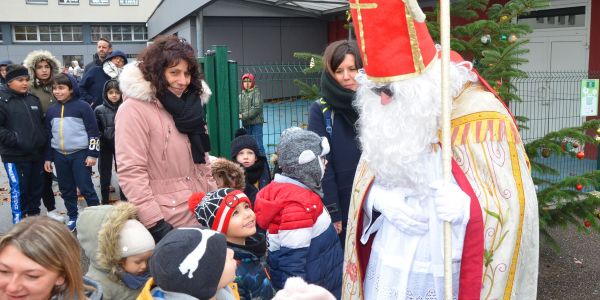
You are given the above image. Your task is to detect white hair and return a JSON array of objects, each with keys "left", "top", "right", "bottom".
[{"left": 354, "top": 58, "right": 477, "bottom": 190}]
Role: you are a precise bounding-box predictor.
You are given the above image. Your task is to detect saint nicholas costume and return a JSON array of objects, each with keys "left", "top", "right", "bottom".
[{"left": 342, "top": 0, "right": 539, "bottom": 299}]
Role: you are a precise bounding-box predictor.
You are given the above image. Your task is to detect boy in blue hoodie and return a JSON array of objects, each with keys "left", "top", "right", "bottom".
[{"left": 44, "top": 73, "right": 100, "bottom": 231}]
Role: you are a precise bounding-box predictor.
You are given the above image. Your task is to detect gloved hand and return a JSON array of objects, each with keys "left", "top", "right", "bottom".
[
  {"left": 430, "top": 180, "right": 470, "bottom": 223},
  {"left": 371, "top": 185, "right": 429, "bottom": 236},
  {"left": 148, "top": 219, "right": 173, "bottom": 243}
]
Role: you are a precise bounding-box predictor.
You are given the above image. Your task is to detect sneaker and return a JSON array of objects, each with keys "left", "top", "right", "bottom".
[
  {"left": 47, "top": 209, "right": 66, "bottom": 223},
  {"left": 66, "top": 218, "right": 77, "bottom": 232}
]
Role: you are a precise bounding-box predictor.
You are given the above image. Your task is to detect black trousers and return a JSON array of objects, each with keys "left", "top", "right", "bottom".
[
  {"left": 42, "top": 170, "right": 56, "bottom": 211},
  {"left": 98, "top": 139, "right": 126, "bottom": 204}
]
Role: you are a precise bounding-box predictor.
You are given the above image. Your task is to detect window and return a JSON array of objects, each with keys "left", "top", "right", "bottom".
[
  {"left": 26, "top": 0, "right": 48, "bottom": 4},
  {"left": 59, "top": 0, "right": 79, "bottom": 4},
  {"left": 518, "top": 6, "right": 585, "bottom": 29},
  {"left": 89, "top": 0, "right": 109, "bottom": 5},
  {"left": 14, "top": 25, "right": 82, "bottom": 42},
  {"left": 91, "top": 24, "right": 147, "bottom": 42},
  {"left": 120, "top": 0, "right": 138, "bottom": 5}
]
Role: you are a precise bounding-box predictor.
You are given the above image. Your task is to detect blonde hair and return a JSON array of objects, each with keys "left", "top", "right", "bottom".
[{"left": 0, "top": 216, "right": 86, "bottom": 299}]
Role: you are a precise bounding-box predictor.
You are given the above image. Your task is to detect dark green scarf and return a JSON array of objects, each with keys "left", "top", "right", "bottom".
[{"left": 320, "top": 71, "right": 359, "bottom": 127}]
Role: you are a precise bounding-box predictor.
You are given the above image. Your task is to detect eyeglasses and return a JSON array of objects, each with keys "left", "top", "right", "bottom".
[
  {"left": 242, "top": 79, "right": 252, "bottom": 83},
  {"left": 371, "top": 85, "right": 394, "bottom": 98}
]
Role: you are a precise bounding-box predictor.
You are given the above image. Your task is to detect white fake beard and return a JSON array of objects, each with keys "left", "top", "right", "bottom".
[{"left": 354, "top": 59, "right": 477, "bottom": 190}]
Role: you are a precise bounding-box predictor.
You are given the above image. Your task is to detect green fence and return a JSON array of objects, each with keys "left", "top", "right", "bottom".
[
  {"left": 201, "top": 46, "right": 240, "bottom": 158},
  {"left": 237, "top": 64, "right": 320, "bottom": 158},
  {"left": 509, "top": 71, "right": 600, "bottom": 182},
  {"left": 205, "top": 53, "right": 598, "bottom": 182}
]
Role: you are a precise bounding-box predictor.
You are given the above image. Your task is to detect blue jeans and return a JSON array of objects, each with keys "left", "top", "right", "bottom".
[
  {"left": 53, "top": 150, "right": 100, "bottom": 219},
  {"left": 4, "top": 160, "right": 44, "bottom": 224},
  {"left": 245, "top": 123, "right": 266, "bottom": 156}
]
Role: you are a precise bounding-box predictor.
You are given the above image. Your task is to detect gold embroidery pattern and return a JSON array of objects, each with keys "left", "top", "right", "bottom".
[
  {"left": 342, "top": 159, "right": 373, "bottom": 300},
  {"left": 349, "top": 1, "right": 378, "bottom": 66},
  {"left": 404, "top": 2, "right": 426, "bottom": 73},
  {"left": 452, "top": 111, "right": 526, "bottom": 299}
]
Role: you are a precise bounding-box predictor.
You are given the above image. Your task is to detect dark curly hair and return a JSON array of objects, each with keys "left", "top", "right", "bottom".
[{"left": 136, "top": 35, "right": 204, "bottom": 99}]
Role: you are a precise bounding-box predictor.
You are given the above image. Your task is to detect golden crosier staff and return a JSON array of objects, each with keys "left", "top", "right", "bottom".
[{"left": 404, "top": 0, "right": 453, "bottom": 298}]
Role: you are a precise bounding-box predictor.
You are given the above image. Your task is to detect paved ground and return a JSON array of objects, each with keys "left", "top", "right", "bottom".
[
  {"left": 0, "top": 162, "right": 119, "bottom": 233},
  {"left": 0, "top": 162, "right": 599, "bottom": 297}
]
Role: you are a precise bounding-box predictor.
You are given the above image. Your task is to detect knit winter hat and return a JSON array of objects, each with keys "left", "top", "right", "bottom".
[
  {"left": 230, "top": 132, "right": 260, "bottom": 161},
  {"left": 189, "top": 188, "right": 252, "bottom": 234},
  {"left": 150, "top": 227, "right": 227, "bottom": 299},
  {"left": 118, "top": 219, "right": 155, "bottom": 258},
  {"left": 272, "top": 277, "right": 336, "bottom": 300},
  {"left": 277, "top": 127, "right": 330, "bottom": 192},
  {"left": 5, "top": 64, "right": 30, "bottom": 83}
]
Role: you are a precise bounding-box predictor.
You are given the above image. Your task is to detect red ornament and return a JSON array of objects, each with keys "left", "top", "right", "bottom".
[
  {"left": 584, "top": 220, "right": 591, "bottom": 228},
  {"left": 576, "top": 184, "right": 583, "bottom": 191},
  {"left": 576, "top": 151, "right": 585, "bottom": 160}
]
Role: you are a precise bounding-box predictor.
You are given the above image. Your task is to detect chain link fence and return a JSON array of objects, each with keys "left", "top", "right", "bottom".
[
  {"left": 238, "top": 64, "right": 320, "bottom": 157},
  {"left": 510, "top": 71, "right": 600, "bottom": 182},
  {"left": 236, "top": 65, "right": 599, "bottom": 180}
]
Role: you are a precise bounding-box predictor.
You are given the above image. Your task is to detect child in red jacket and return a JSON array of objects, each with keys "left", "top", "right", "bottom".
[{"left": 254, "top": 127, "right": 343, "bottom": 298}]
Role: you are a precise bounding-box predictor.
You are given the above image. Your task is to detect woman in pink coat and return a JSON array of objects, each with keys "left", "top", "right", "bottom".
[{"left": 115, "top": 36, "right": 216, "bottom": 243}]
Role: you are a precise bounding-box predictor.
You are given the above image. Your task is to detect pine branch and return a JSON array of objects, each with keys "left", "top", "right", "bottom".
[
  {"left": 293, "top": 79, "right": 320, "bottom": 100},
  {"left": 293, "top": 52, "right": 323, "bottom": 74}
]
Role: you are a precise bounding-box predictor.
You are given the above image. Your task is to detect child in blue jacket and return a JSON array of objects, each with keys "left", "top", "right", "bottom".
[
  {"left": 190, "top": 188, "right": 275, "bottom": 300},
  {"left": 44, "top": 73, "right": 100, "bottom": 231}
]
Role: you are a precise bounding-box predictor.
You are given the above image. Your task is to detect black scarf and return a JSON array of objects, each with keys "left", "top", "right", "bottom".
[
  {"left": 158, "top": 90, "right": 210, "bottom": 164},
  {"left": 320, "top": 71, "right": 359, "bottom": 127},
  {"left": 245, "top": 156, "right": 267, "bottom": 184}
]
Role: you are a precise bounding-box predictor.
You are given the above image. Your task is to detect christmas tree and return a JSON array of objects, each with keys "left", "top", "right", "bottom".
[{"left": 293, "top": 0, "right": 600, "bottom": 248}]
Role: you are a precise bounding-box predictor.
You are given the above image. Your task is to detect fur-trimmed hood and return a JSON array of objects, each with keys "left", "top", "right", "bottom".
[
  {"left": 76, "top": 202, "right": 139, "bottom": 281},
  {"left": 119, "top": 62, "right": 212, "bottom": 104},
  {"left": 210, "top": 158, "right": 245, "bottom": 191},
  {"left": 22, "top": 50, "right": 61, "bottom": 83}
]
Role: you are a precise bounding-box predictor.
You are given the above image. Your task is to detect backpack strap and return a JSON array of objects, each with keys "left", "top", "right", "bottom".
[{"left": 316, "top": 98, "right": 333, "bottom": 139}]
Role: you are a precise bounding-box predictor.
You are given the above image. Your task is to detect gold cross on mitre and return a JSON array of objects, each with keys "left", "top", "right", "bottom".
[{"left": 349, "top": 0, "right": 378, "bottom": 65}]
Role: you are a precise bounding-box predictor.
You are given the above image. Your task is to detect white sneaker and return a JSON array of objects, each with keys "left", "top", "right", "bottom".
[{"left": 47, "top": 209, "right": 66, "bottom": 223}]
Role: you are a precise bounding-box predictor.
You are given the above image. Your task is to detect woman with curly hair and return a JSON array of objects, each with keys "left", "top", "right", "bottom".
[
  {"left": 115, "top": 35, "right": 216, "bottom": 243},
  {"left": 0, "top": 216, "right": 102, "bottom": 300}
]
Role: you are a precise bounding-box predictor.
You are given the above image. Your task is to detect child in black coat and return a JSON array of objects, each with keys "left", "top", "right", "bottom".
[
  {"left": 230, "top": 129, "right": 271, "bottom": 205},
  {"left": 94, "top": 79, "right": 126, "bottom": 204}
]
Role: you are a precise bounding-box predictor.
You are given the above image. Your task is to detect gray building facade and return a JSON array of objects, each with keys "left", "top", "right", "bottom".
[{"left": 147, "top": 0, "right": 345, "bottom": 65}]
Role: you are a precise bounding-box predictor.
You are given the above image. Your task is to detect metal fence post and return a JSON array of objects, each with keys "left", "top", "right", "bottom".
[
  {"left": 228, "top": 60, "right": 240, "bottom": 137},
  {"left": 214, "top": 45, "right": 233, "bottom": 157},
  {"left": 201, "top": 51, "right": 220, "bottom": 156}
]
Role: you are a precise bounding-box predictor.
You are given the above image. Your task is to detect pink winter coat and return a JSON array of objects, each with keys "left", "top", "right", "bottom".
[{"left": 115, "top": 63, "right": 216, "bottom": 228}]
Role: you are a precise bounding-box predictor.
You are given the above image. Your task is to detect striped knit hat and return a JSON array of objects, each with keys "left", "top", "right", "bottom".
[{"left": 189, "top": 188, "right": 251, "bottom": 234}]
